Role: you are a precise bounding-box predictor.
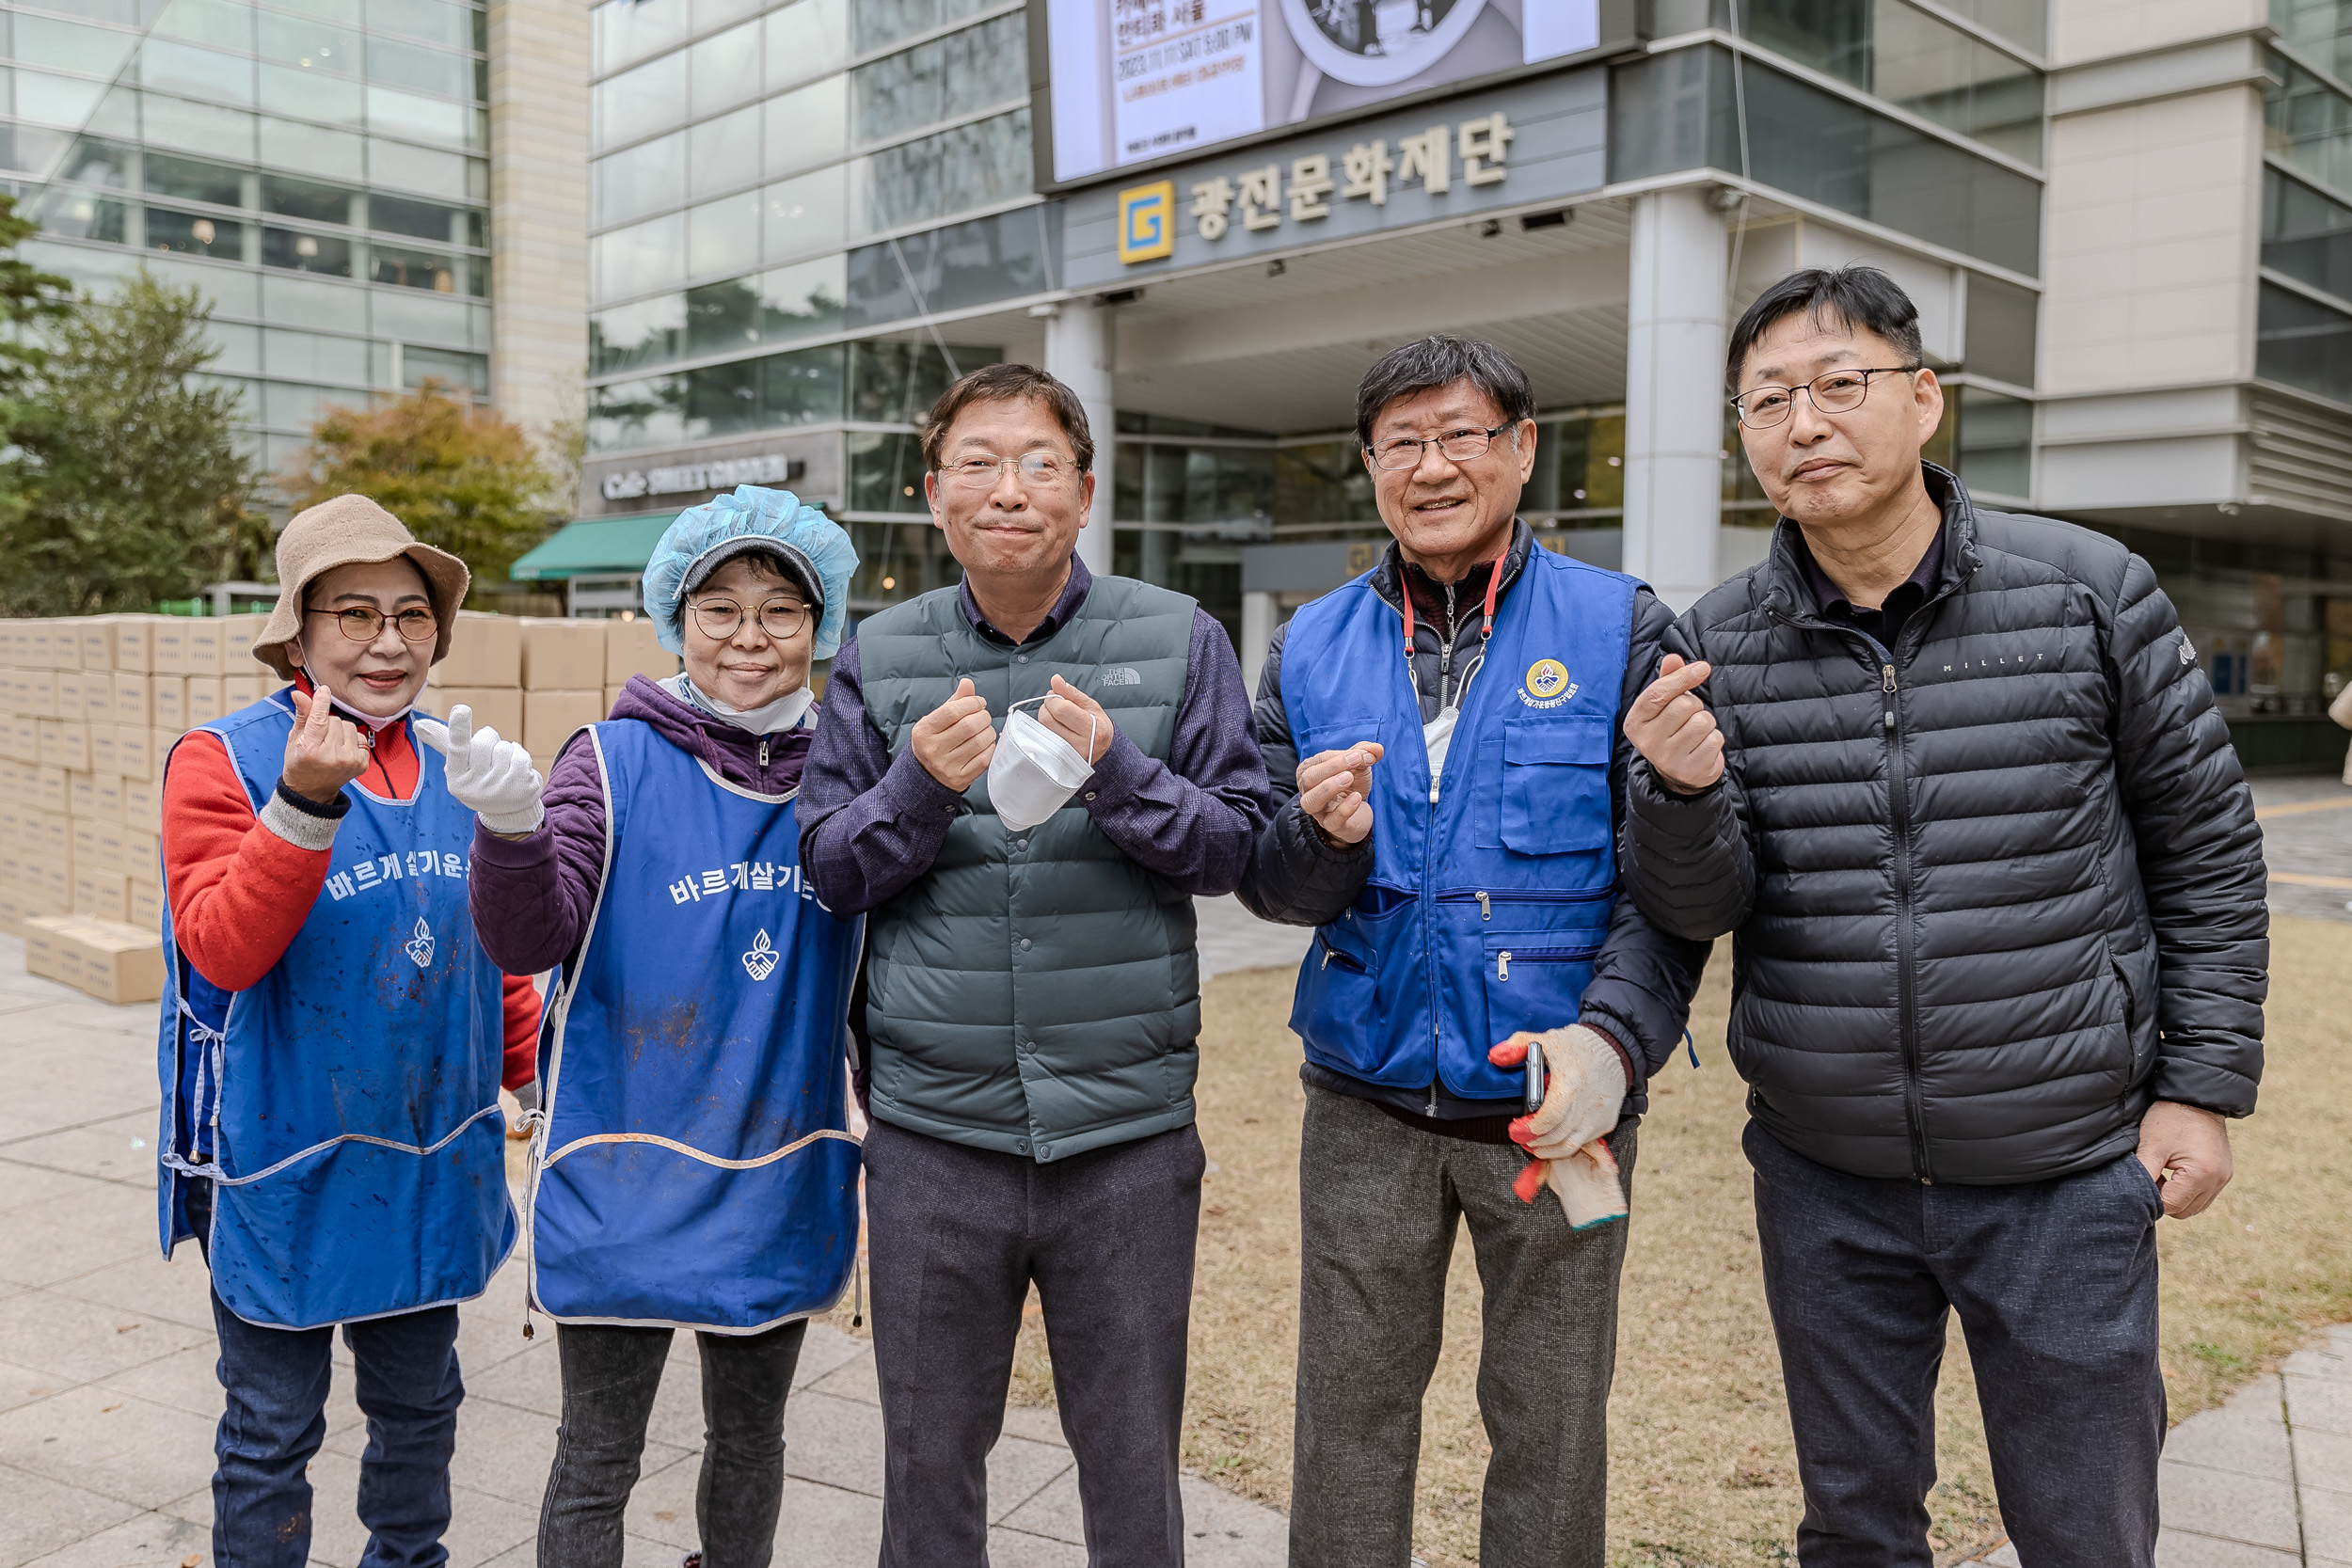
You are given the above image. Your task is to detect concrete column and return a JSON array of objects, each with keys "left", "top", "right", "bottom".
[
  {"left": 487, "top": 0, "right": 589, "bottom": 452},
  {"left": 1240, "top": 590, "right": 1278, "bottom": 698},
  {"left": 1041, "top": 300, "right": 1118, "bottom": 578},
  {"left": 1621, "top": 186, "right": 1730, "bottom": 611}
]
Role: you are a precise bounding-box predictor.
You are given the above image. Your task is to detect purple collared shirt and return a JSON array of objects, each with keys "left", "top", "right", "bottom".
[{"left": 797, "top": 557, "right": 1271, "bottom": 913}]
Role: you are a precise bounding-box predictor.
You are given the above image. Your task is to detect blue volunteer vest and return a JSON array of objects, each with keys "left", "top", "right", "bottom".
[
  {"left": 529, "top": 718, "right": 864, "bottom": 1332},
  {"left": 153, "top": 692, "right": 516, "bottom": 1330},
  {"left": 1280, "top": 546, "right": 1637, "bottom": 1100}
]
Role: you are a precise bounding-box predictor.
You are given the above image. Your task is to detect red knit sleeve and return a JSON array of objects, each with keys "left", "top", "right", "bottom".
[
  {"left": 161, "top": 732, "right": 333, "bottom": 992},
  {"left": 501, "top": 974, "right": 541, "bottom": 1089}
]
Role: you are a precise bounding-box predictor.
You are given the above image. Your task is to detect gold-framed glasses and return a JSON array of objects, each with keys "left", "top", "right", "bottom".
[
  {"left": 938, "top": 451, "right": 1075, "bottom": 490},
  {"left": 690, "top": 598, "right": 812, "bottom": 641},
  {"left": 1731, "top": 367, "right": 1917, "bottom": 429},
  {"left": 307, "top": 607, "right": 438, "bottom": 642}
]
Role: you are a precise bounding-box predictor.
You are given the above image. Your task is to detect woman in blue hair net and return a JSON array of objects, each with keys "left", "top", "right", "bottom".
[{"left": 434, "top": 486, "right": 863, "bottom": 1568}]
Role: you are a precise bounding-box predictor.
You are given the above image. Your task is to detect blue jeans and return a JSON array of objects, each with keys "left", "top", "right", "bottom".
[
  {"left": 1745, "top": 1121, "right": 2166, "bottom": 1567},
  {"left": 190, "top": 1180, "right": 466, "bottom": 1568}
]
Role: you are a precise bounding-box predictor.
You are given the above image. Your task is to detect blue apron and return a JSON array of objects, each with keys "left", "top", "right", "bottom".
[
  {"left": 154, "top": 692, "right": 516, "bottom": 1329},
  {"left": 1279, "top": 546, "right": 1637, "bottom": 1100},
  {"left": 529, "top": 718, "right": 864, "bottom": 1332}
]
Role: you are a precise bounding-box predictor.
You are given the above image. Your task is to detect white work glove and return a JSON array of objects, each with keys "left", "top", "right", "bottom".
[
  {"left": 1489, "top": 1024, "right": 1632, "bottom": 1229},
  {"left": 416, "top": 705, "right": 546, "bottom": 835}
]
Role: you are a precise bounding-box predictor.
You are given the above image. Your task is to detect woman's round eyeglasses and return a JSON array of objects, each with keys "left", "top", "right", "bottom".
[
  {"left": 307, "top": 607, "right": 438, "bottom": 642},
  {"left": 691, "top": 598, "right": 812, "bottom": 641}
]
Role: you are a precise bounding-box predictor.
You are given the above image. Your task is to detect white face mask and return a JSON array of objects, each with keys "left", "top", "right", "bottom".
[{"left": 987, "top": 695, "right": 1096, "bottom": 832}]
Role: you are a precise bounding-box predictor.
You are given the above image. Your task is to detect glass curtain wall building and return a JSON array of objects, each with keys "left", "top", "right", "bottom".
[{"left": 3, "top": 0, "right": 516, "bottom": 474}]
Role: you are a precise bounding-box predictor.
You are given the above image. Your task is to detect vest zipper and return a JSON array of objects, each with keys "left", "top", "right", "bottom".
[
  {"left": 1882, "top": 656, "right": 1932, "bottom": 1183},
  {"left": 1497, "top": 942, "right": 1602, "bottom": 981},
  {"left": 759, "top": 738, "right": 770, "bottom": 768}
]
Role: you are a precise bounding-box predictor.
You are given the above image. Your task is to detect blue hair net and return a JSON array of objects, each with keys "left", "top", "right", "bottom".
[{"left": 642, "top": 486, "right": 859, "bottom": 660}]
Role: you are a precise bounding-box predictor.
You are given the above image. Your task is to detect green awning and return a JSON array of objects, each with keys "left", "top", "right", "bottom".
[{"left": 510, "top": 512, "right": 675, "bottom": 581}]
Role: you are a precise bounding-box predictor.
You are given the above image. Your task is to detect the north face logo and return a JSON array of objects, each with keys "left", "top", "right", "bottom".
[{"left": 1100, "top": 666, "right": 1141, "bottom": 687}]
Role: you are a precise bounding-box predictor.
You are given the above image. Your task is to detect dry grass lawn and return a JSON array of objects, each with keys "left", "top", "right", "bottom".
[{"left": 1171, "top": 915, "right": 2352, "bottom": 1567}]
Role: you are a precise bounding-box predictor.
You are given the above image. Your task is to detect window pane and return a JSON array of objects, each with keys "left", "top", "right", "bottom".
[
  {"left": 590, "top": 373, "right": 687, "bottom": 452},
  {"left": 849, "top": 339, "right": 960, "bottom": 423},
  {"left": 260, "top": 63, "right": 365, "bottom": 125},
  {"left": 590, "top": 292, "right": 687, "bottom": 374},
  {"left": 210, "top": 322, "right": 261, "bottom": 376},
  {"left": 257, "top": 12, "right": 362, "bottom": 70},
  {"left": 265, "top": 271, "right": 368, "bottom": 330},
  {"left": 372, "top": 241, "right": 480, "bottom": 293},
  {"left": 844, "top": 204, "right": 1057, "bottom": 327},
  {"left": 690, "top": 20, "right": 761, "bottom": 110},
  {"left": 759, "top": 343, "right": 846, "bottom": 427},
  {"left": 689, "top": 190, "right": 760, "bottom": 278},
  {"left": 754, "top": 253, "right": 846, "bottom": 341},
  {"left": 594, "top": 0, "right": 689, "bottom": 79},
  {"left": 852, "top": 107, "right": 1030, "bottom": 234},
  {"left": 263, "top": 174, "right": 357, "bottom": 225},
  {"left": 14, "top": 16, "right": 140, "bottom": 77},
  {"left": 595, "top": 49, "right": 690, "bottom": 151},
  {"left": 852, "top": 12, "right": 1027, "bottom": 147},
  {"left": 373, "top": 190, "right": 474, "bottom": 244},
  {"left": 142, "top": 40, "right": 256, "bottom": 105},
  {"left": 596, "top": 211, "right": 686, "bottom": 299},
  {"left": 690, "top": 103, "right": 760, "bottom": 201},
  {"left": 153, "top": 0, "right": 254, "bottom": 53},
  {"left": 143, "top": 95, "right": 258, "bottom": 161},
  {"left": 368, "top": 38, "right": 473, "bottom": 102},
  {"left": 763, "top": 164, "right": 848, "bottom": 260},
  {"left": 263, "top": 116, "right": 367, "bottom": 180},
  {"left": 1965, "top": 272, "right": 2039, "bottom": 386},
  {"left": 852, "top": 0, "right": 998, "bottom": 55},
  {"left": 147, "top": 150, "right": 246, "bottom": 208},
  {"left": 263, "top": 326, "right": 369, "bottom": 384},
  {"left": 1869, "top": 1, "right": 2042, "bottom": 166},
  {"left": 2267, "top": 51, "right": 2352, "bottom": 198},
  {"left": 40, "top": 192, "right": 130, "bottom": 243},
  {"left": 596, "top": 131, "right": 686, "bottom": 227},
  {"left": 1954, "top": 385, "right": 2030, "bottom": 499},
  {"left": 18, "top": 71, "right": 110, "bottom": 129},
  {"left": 764, "top": 74, "right": 847, "bottom": 178},
  {"left": 148, "top": 207, "right": 245, "bottom": 259},
  {"left": 368, "top": 84, "right": 473, "bottom": 145},
  {"left": 406, "top": 344, "right": 488, "bottom": 393},
  {"left": 2258, "top": 280, "right": 2352, "bottom": 403},
  {"left": 371, "top": 135, "right": 469, "bottom": 197},
  {"left": 56, "top": 136, "right": 135, "bottom": 191},
  {"left": 765, "top": 0, "right": 847, "bottom": 93},
  {"left": 263, "top": 225, "right": 355, "bottom": 276},
  {"left": 2265, "top": 168, "right": 2352, "bottom": 305},
  {"left": 368, "top": 0, "right": 474, "bottom": 50},
  {"left": 1937, "top": 0, "right": 2043, "bottom": 55}
]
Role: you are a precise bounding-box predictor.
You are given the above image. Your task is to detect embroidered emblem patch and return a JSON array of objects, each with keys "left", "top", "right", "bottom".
[
  {"left": 403, "top": 917, "right": 436, "bottom": 970},
  {"left": 741, "top": 929, "right": 779, "bottom": 981},
  {"left": 1519, "top": 658, "right": 1579, "bottom": 709}
]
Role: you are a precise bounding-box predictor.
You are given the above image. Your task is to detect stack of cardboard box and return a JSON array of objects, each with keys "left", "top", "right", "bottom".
[{"left": 417, "top": 613, "right": 678, "bottom": 779}]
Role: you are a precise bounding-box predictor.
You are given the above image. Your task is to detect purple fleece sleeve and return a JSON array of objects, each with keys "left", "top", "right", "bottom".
[
  {"left": 468, "top": 730, "right": 609, "bottom": 975},
  {"left": 1077, "top": 607, "right": 1272, "bottom": 896},
  {"left": 796, "top": 638, "right": 966, "bottom": 917}
]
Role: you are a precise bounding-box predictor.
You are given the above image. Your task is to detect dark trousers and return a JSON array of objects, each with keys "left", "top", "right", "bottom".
[
  {"left": 188, "top": 1180, "right": 464, "bottom": 1568},
  {"left": 537, "top": 1320, "right": 808, "bottom": 1568},
  {"left": 863, "top": 1117, "right": 1205, "bottom": 1567},
  {"left": 1290, "top": 1083, "right": 1638, "bottom": 1568},
  {"left": 1745, "top": 1121, "right": 2166, "bottom": 1567}
]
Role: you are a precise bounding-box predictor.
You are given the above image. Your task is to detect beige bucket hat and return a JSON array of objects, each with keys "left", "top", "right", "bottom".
[{"left": 251, "top": 494, "right": 470, "bottom": 679}]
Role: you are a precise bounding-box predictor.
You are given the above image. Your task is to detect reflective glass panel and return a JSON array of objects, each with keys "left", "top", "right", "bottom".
[
  {"left": 764, "top": 74, "right": 848, "bottom": 178},
  {"left": 40, "top": 191, "right": 130, "bottom": 243},
  {"left": 368, "top": 38, "right": 474, "bottom": 102},
  {"left": 14, "top": 16, "right": 140, "bottom": 77},
  {"left": 1964, "top": 272, "right": 2038, "bottom": 386},
  {"left": 591, "top": 374, "right": 687, "bottom": 452},
  {"left": 1954, "top": 385, "right": 2029, "bottom": 499},
  {"left": 261, "top": 64, "right": 365, "bottom": 124},
  {"left": 852, "top": 0, "right": 1000, "bottom": 55},
  {"left": 147, "top": 150, "right": 245, "bottom": 208},
  {"left": 56, "top": 137, "right": 135, "bottom": 190},
  {"left": 373, "top": 241, "right": 478, "bottom": 293},
  {"left": 848, "top": 339, "right": 961, "bottom": 422},
  {"left": 262, "top": 226, "right": 354, "bottom": 275},
  {"left": 590, "top": 292, "right": 687, "bottom": 374},
  {"left": 367, "top": 84, "right": 474, "bottom": 145},
  {"left": 16, "top": 71, "right": 111, "bottom": 130},
  {"left": 765, "top": 0, "right": 847, "bottom": 92},
  {"left": 2268, "top": 51, "right": 2352, "bottom": 198},
  {"left": 2265, "top": 167, "right": 2352, "bottom": 305},
  {"left": 688, "top": 191, "right": 760, "bottom": 277},
  {"left": 2277, "top": 0, "right": 2352, "bottom": 84},
  {"left": 853, "top": 107, "right": 1031, "bottom": 233},
  {"left": 596, "top": 131, "right": 686, "bottom": 228},
  {"left": 851, "top": 12, "right": 1029, "bottom": 147},
  {"left": 595, "top": 211, "right": 687, "bottom": 299},
  {"left": 405, "top": 344, "right": 489, "bottom": 392},
  {"left": 763, "top": 164, "right": 849, "bottom": 260},
  {"left": 257, "top": 11, "right": 363, "bottom": 70},
  {"left": 373, "top": 191, "right": 478, "bottom": 245},
  {"left": 368, "top": 0, "right": 475, "bottom": 50},
  {"left": 690, "top": 103, "right": 761, "bottom": 201},
  {"left": 843, "top": 203, "right": 1058, "bottom": 327},
  {"left": 595, "top": 48, "right": 690, "bottom": 151},
  {"left": 149, "top": 206, "right": 245, "bottom": 259},
  {"left": 2259, "top": 281, "right": 2352, "bottom": 403},
  {"left": 690, "top": 20, "right": 761, "bottom": 110},
  {"left": 153, "top": 0, "right": 253, "bottom": 52},
  {"left": 594, "top": 0, "right": 689, "bottom": 78},
  {"left": 143, "top": 40, "right": 257, "bottom": 106},
  {"left": 262, "top": 174, "right": 356, "bottom": 225}
]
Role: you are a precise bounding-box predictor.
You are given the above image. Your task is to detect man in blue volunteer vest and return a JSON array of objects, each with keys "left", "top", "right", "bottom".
[
  {"left": 155, "top": 495, "right": 530, "bottom": 1568},
  {"left": 1239, "top": 337, "right": 1710, "bottom": 1565},
  {"left": 448, "top": 488, "right": 866, "bottom": 1568},
  {"left": 800, "top": 362, "right": 1272, "bottom": 1562}
]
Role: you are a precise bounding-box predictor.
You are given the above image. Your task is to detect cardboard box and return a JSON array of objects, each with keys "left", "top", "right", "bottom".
[
  {"left": 32, "top": 764, "right": 66, "bottom": 816},
  {"left": 87, "top": 724, "right": 120, "bottom": 778},
  {"left": 182, "top": 618, "right": 225, "bottom": 677},
  {"left": 519, "top": 619, "right": 606, "bottom": 691},
  {"left": 77, "top": 617, "right": 119, "bottom": 672},
  {"left": 29, "top": 809, "right": 69, "bottom": 862},
  {"left": 27, "top": 624, "right": 55, "bottom": 670},
  {"left": 111, "top": 615, "right": 153, "bottom": 674},
  {"left": 115, "top": 725, "right": 154, "bottom": 783},
  {"left": 154, "top": 726, "right": 188, "bottom": 765},
  {"left": 4, "top": 715, "right": 40, "bottom": 765},
  {"left": 25, "top": 670, "right": 56, "bottom": 719},
  {"left": 73, "top": 865, "right": 129, "bottom": 923},
  {"left": 0, "top": 801, "right": 24, "bottom": 855},
  {"left": 39, "top": 720, "right": 88, "bottom": 772},
  {"left": 217, "top": 614, "right": 271, "bottom": 675},
  {"left": 45, "top": 621, "right": 82, "bottom": 672},
  {"left": 122, "top": 777, "right": 161, "bottom": 835},
  {"left": 72, "top": 818, "right": 105, "bottom": 878},
  {"left": 55, "top": 670, "right": 86, "bottom": 723},
  {"left": 30, "top": 854, "right": 70, "bottom": 914},
  {"left": 24, "top": 913, "right": 164, "bottom": 1005},
  {"left": 432, "top": 611, "right": 522, "bottom": 689},
  {"left": 221, "top": 673, "right": 263, "bottom": 712},
  {"left": 121, "top": 825, "right": 159, "bottom": 885},
  {"left": 95, "top": 821, "right": 132, "bottom": 879},
  {"left": 112, "top": 671, "right": 151, "bottom": 727},
  {"left": 93, "top": 772, "right": 124, "bottom": 824},
  {"left": 128, "top": 879, "right": 163, "bottom": 931},
  {"left": 67, "top": 771, "right": 100, "bottom": 819},
  {"left": 523, "top": 689, "right": 605, "bottom": 755},
  {"left": 606, "top": 617, "right": 678, "bottom": 685},
  {"left": 184, "top": 677, "right": 224, "bottom": 728},
  {"left": 150, "top": 617, "right": 187, "bottom": 676},
  {"left": 416, "top": 686, "right": 524, "bottom": 741},
  {"left": 151, "top": 675, "right": 187, "bottom": 731}
]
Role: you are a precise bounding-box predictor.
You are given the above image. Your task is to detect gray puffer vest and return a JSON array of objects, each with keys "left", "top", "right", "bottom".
[{"left": 854, "top": 574, "right": 1200, "bottom": 1163}]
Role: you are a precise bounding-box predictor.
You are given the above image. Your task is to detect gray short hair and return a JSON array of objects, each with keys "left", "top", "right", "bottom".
[{"left": 1354, "top": 336, "right": 1537, "bottom": 449}]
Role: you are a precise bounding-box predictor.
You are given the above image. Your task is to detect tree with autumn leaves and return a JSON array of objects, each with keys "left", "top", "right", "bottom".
[{"left": 279, "top": 382, "right": 566, "bottom": 603}]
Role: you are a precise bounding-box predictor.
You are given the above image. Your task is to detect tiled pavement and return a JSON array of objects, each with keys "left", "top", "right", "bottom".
[{"left": 7, "top": 798, "right": 2352, "bottom": 1567}]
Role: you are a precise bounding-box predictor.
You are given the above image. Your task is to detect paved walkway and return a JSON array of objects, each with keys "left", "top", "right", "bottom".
[{"left": 6, "top": 812, "right": 2350, "bottom": 1567}]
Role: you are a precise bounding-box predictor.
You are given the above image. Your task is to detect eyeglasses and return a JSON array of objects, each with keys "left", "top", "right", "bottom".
[
  {"left": 1731, "top": 367, "right": 1918, "bottom": 429},
  {"left": 937, "top": 451, "right": 1077, "bottom": 491},
  {"left": 1365, "top": 423, "right": 1517, "bottom": 471},
  {"left": 307, "top": 606, "right": 438, "bottom": 643},
  {"left": 691, "top": 597, "right": 812, "bottom": 641}
]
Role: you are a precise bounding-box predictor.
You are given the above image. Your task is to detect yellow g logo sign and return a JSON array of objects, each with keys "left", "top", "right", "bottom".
[
  {"left": 1117, "top": 182, "right": 1176, "bottom": 263},
  {"left": 1526, "top": 659, "right": 1569, "bottom": 698}
]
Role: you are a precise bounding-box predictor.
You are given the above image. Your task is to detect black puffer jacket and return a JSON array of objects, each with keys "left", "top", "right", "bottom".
[{"left": 1624, "top": 467, "right": 2266, "bottom": 1184}]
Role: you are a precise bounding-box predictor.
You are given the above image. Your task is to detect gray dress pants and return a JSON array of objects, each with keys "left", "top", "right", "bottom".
[
  {"left": 1290, "top": 1083, "right": 1637, "bottom": 1568},
  {"left": 863, "top": 1117, "right": 1206, "bottom": 1568}
]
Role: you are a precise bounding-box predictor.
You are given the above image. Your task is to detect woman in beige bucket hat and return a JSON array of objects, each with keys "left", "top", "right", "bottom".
[{"left": 151, "top": 494, "right": 542, "bottom": 1568}]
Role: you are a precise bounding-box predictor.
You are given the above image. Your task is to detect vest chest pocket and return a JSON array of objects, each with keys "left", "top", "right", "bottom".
[
  {"left": 1497, "top": 714, "right": 1613, "bottom": 857},
  {"left": 1482, "top": 934, "right": 1603, "bottom": 1048}
]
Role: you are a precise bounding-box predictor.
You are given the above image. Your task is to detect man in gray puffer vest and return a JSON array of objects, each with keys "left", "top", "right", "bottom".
[
  {"left": 1622, "top": 266, "right": 2266, "bottom": 1566},
  {"left": 799, "top": 362, "right": 1270, "bottom": 1564}
]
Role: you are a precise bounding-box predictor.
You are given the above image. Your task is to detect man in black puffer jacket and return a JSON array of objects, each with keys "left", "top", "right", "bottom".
[{"left": 1622, "top": 266, "right": 2266, "bottom": 1567}]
